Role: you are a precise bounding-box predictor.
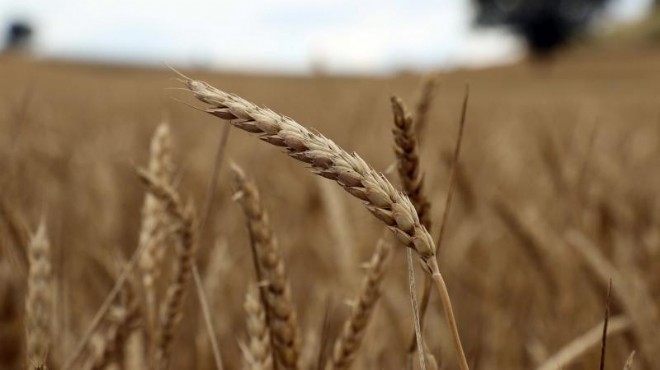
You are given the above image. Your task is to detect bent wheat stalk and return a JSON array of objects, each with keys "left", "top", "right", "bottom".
[{"left": 180, "top": 76, "right": 468, "bottom": 370}]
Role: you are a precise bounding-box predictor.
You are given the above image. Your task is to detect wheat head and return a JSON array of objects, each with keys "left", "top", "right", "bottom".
[
  {"left": 182, "top": 78, "right": 436, "bottom": 272},
  {"left": 232, "top": 164, "right": 301, "bottom": 370}
]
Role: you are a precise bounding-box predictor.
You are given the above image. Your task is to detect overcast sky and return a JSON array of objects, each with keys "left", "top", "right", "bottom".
[{"left": 0, "top": 0, "right": 653, "bottom": 74}]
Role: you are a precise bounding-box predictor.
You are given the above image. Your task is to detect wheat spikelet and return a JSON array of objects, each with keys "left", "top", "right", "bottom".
[
  {"left": 391, "top": 96, "right": 431, "bottom": 230},
  {"left": 231, "top": 164, "right": 300, "bottom": 370},
  {"left": 137, "top": 169, "right": 197, "bottom": 370},
  {"left": 331, "top": 239, "right": 391, "bottom": 370},
  {"left": 25, "top": 221, "right": 52, "bottom": 369},
  {"left": 137, "top": 122, "right": 174, "bottom": 339},
  {"left": 182, "top": 78, "right": 436, "bottom": 271},
  {"left": 243, "top": 285, "right": 274, "bottom": 370}
]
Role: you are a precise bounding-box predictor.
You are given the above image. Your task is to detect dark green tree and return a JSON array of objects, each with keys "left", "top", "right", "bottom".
[{"left": 474, "top": 0, "right": 611, "bottom": 56}]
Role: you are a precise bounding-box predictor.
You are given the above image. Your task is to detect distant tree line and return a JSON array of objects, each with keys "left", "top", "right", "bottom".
[{"left": 473, "top": 0, "right": 611, "bottom": 57}]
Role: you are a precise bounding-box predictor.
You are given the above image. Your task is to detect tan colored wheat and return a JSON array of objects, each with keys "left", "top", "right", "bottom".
[
  {"left": 232, "top": 163, "right": 301, "bottom": 370},
  {"left": 243, "top": 284, "right": 274, "bottom": 370},
  {"left": 137, "top": 169, "right": 197, "bottom": 370},
  {"left": 331, "top": 239, "right": 391, "bottom": 370},
  {"left": 25, "top": 222, "right": 52, "bottom": 369}
]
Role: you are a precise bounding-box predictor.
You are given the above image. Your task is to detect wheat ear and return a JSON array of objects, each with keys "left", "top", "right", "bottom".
[
  {"left": 25, "top": 221, "right": 52, "bottom": 369},
  {"left": 182, "top": 78, "right": 435, "bottom": 270},
  {"left": 231, "top": 164, "right": 300, "bottom": 370},
  {"left": 181, "top": 77, "right": 468, "bottom": 370},
  {"left": 243, "top": 284, "right": 274, "bottom": 370},
  {"left": 391, "top": 96, "right": 431, "bottom": 229},
  {"left": 138, "top": 123, "right": 174, "bottom": 344},
  {"left": 137, "top": 169, "right": 197, "bottom": 370},
  {"left": 331, "top": 239, "right": 391, "bottom": 370},
  {"left": 391, "top": 96, "right": 432, "bottom": 368}
]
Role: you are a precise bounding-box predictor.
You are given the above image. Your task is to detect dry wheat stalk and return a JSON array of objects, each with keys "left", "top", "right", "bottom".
[
  {"left": 243, "top": 285, "right": 274, "bottom": 370},
  {"left": 137, "top": 169, "right": 197, "bottom": 370},
  {"left": 231, "top": 164, "right": 301, "bottom": 370},
  {"left": 565, "top": 230, "right": 660, "bottom": 368},
  {"left": 535, "top": 315, "right": 631, "bottom": 370},
  {"left": 414, "top": 74, "right": 439, "bottom": 140},
  {"left": 181, "top": 77, "right": 468, "bottom": 370},
  {"left": 138, "top": 123, "right": 175, "bottom": 341},
  {"left": 25, "top": 221, "right": 52, "bottom": 369},
  {"left": 331, "top": 239, "right": 391, "bottom": 370}
]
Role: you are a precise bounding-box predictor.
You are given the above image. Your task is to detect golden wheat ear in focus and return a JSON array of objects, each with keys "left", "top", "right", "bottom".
[{"left": 179, "top": 76, "right": 469, "bottom": 370}]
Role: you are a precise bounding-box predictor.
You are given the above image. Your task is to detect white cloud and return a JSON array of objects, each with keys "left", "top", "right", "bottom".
[{"left": 0, "top": 0, "right": 651, "bottom": 74}]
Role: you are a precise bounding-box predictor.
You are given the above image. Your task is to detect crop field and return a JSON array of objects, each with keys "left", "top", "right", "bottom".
[{"left": 1, "top": 46, "right": 660, "bottom": 370}]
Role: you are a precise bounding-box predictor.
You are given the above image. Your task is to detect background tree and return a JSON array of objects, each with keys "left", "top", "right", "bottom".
[{"left": 474, "top": 0, "right": 611, "bottom": 57}]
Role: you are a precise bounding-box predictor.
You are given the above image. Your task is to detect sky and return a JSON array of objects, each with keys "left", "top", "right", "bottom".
[{"left": 0, "top": 0, "right": 654, "bottom": 75}]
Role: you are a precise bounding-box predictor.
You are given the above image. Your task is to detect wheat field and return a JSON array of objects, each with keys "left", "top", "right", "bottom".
[{"left": 1, "top": 46, "right": 660, "bottom": 370}]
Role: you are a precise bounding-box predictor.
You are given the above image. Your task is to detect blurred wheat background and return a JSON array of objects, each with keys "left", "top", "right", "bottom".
[{"left": 2, "top": 5, "right": 660, "bottom": 369}]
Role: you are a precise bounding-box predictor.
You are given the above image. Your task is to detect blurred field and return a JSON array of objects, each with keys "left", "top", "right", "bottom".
[{"left": 2, "top": 45, "right": 660, "bottom": 370}]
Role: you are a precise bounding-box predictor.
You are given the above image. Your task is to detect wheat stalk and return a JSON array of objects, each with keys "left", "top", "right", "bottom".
[
  {"left": 180, "top": 76, "right": 468, "bottom": 370},
  {"left": 231, "top": 164, "right": 301, "bottom": 370},
  {"left": 138, "top": 122, "right": 175, "bottom": 345},
  {"left": 535, "top": 316, "right": 631, "bottom": 370},
  {"left": 25, "top": 221, "right": 52, "bottom": 369},
  {"left": 414, "top": 74, "right": 439, "bottom": 140},
  {"left": 331, "top": 239, "right": 391, "bottom": 370},
  {"left": 137, "top": 169, "right": 197, "bottom": 370},
  {"left": 243, "top": 284, "right": 274, "bottom": 370}
]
